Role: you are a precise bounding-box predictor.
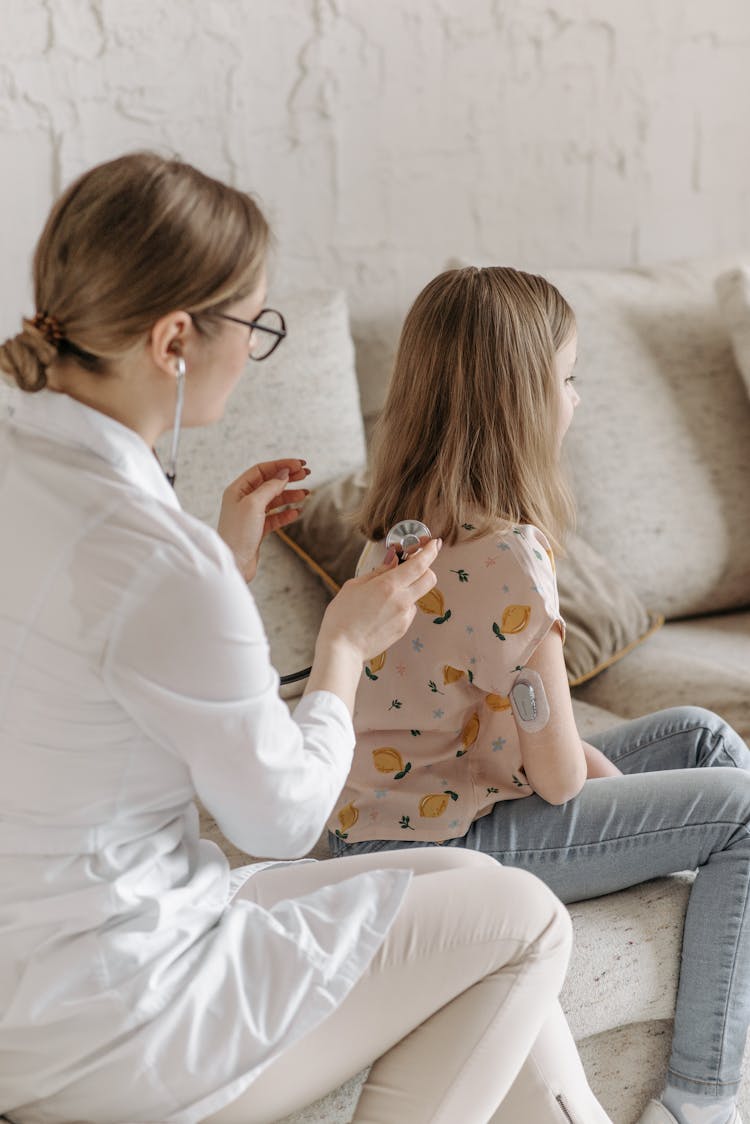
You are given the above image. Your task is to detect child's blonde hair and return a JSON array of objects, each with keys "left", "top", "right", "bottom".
[
  {"left": 0, "top": 151, "right": 269, "bottom": 392},
  {"left": 360, "top": 265, "right": 576, "bottom": 552}
]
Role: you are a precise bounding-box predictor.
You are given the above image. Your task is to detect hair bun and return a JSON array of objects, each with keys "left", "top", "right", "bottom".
[{"left": 0, "top": 317, "right": 59, "bottom": 392}]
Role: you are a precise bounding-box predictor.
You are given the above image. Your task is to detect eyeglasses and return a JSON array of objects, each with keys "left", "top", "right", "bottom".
[{"left": 217, "top": 308, "right": 287, "bottom": 361}]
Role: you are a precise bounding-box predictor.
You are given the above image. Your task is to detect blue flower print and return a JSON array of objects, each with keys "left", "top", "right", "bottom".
[
  {"left": 448, "top": 819, "right": 460, "bottom": 829},
  {"left": 466, "top": 625, "right": 474, "bottom": 635},
  {"left": 412, "top": 637, "right": 424, "bottom": 653},
  {"left": 492, "top": 737, "right": 507, "bottom": 752},
  {"left": 433, "top": 708, "right": 445, "bottom": 719},
  {"left": 374, "top": 789, "right": 389, "bottom": 799},
  {"left": 496, "top": 541, "right": 511, "bottom": 551}
]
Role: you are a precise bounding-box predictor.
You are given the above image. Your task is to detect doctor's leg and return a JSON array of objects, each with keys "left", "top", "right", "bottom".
[{"left": 204, "top": 847, "right": 610, "bottom": 1124}]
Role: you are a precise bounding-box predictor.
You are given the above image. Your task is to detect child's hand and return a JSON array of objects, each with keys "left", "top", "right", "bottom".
[{"left": 217, "top": 458, "right": 310, "bottom": 582}]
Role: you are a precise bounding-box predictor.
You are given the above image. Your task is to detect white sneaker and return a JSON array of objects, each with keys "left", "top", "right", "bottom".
[{"left": 638, "top": 1099, "right": 743, "bottom": 1124}]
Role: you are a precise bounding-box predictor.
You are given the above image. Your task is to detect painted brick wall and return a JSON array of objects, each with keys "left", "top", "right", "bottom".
[{"left": 2, "top": 0, "right": 749, "bottom": 414}]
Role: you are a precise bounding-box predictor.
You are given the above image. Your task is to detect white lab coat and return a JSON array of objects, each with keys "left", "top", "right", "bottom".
[{"left": 0, "top": 388, "right": 410, "bottom": 1124}]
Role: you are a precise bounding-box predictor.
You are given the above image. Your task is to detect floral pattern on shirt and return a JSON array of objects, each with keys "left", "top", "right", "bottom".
[{"left": 328, "top": 524, "right": 564, "bottom": 843}]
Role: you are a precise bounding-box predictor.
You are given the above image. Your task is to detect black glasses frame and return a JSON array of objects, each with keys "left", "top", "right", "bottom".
[{"left": 217, "top": 308, "right": 287, "bottom": 361}]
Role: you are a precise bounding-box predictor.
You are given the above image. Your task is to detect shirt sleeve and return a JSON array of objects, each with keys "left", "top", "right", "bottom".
[
  {"left": 468, "top": 525, "right": 564, "bottom": 695},
  {"left": 102, "top": 534, "right": 354, "bottom": 860}
]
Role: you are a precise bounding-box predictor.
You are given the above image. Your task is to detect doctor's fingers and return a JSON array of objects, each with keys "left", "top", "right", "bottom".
[
  {"left": 366, "top": 537, "right": 442, "bottom": 584},
  {"left": 225, "top": 458, "right": 309, "bottom": 499},
  {"left": 389, "top": 538, "right": 442, "bottom": 593}
]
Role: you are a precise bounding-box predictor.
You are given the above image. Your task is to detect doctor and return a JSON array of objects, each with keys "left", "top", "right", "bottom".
[{"left": 0, "top": 152, "right": 610, "bottom": 1124}]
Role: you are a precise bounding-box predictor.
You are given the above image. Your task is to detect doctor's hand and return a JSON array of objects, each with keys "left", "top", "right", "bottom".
[
  {"left": 304, "top": 537, "right": 442, "bottom": 713},
  {"left": 217, "top": 458, "right": 310, "bottom": 582}
]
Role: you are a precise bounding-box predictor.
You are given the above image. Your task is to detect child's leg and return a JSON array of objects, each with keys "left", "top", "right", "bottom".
[
  {"left": 205, "top": 848, "right": 609, "bottom": 1124},
  {"left": 455, "top": 707, "right": 750, "bottom": 1106},
  {"left": 587, "top": 705, "right": 750, "bottom": 776},
  {"left": 588, "top": 706, "right": 750, "bottom": 1123}
]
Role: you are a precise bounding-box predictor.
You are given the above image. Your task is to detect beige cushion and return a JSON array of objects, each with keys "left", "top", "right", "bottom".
[
  {"left": 443, "top": 257, "right": 750, "bottom": 619},
  {"left": 278, "top": 465, "right": 662, "bottom": 688},
  {"left": 575, "top": 609, "right": 750, "bottom": 746},
  {"left": 169, "top": 288, "right": 366, "bottom": 526},
  {"left": 161, "top": 288, "right": 365, "bottom": 702},
  {"left": 716, "top": 264, "right": 750, "bottom": 398}
]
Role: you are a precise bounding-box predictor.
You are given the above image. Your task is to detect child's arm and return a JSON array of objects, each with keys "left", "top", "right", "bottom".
[
  {"left": 512, "top": 624, "right": 587, "bottom": 804},
  {"left": 581, "top": 740, "right": 622, "bottom": 778}
]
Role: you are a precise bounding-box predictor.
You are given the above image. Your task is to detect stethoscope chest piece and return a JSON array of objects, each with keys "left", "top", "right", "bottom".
[{"left": 385, "top": 520, "right": 432, "bottom": 562}]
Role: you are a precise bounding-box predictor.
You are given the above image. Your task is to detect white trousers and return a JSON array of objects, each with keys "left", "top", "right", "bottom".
[{"left": 204, "top": 848, "right": 611, "bottom": 1124}]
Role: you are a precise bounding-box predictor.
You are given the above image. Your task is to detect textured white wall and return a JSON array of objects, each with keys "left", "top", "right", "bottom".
[{"left": 2, "top": 0, "right": 750, "bottom": 416}]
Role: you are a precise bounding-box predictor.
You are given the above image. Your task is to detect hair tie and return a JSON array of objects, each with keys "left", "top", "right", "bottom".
[{"left": 31, "top": 311, "right": 64, "bottom": 347}]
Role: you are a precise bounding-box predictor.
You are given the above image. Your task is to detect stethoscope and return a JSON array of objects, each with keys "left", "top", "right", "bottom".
[{"left": 279, "top": 520, "right": 432, "bottom": 686}]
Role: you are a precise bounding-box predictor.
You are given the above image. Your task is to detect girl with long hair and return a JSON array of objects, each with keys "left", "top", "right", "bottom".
[{"left": 329, "top": 265, "right": 750, "bottom": 1124}]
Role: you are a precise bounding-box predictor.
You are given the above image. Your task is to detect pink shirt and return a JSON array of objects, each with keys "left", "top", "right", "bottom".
[{"left": 328, "top": 523, "right": 564, "bottom": 844}]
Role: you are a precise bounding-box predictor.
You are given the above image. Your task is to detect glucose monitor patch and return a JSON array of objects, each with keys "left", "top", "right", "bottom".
[{"left": 509, "top": 670, "right": 550, "bottom": 732}]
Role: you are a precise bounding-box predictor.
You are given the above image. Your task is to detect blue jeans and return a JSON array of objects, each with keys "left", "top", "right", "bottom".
[{"left": 330, "top": 706, "right": 750, "bottom": 1099}]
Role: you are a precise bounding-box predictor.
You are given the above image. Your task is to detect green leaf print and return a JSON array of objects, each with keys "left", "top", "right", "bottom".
[
  {"left": 449, "top": 568, "right": 470, "bottom": 583},
  {"left": 492, "top": 622, "right": 506, "bottom": 641},
  {"left": 335, "top": 829, "right": 349, "bottom": 839},
  {"left": 394, "top": 762, "right": 412, "bottom": 780},
  {"left": 467, "top": 669, "right": 474, "bottom": 684},
  {"left": 462, "top": 523, "right": 476, "bottom": 530},
  {"left": 364, "top": 666, "right": 378, "bottom": 681},
  {"left": 428, "top": 680, "right": 445, "bottom": 694},
  {"left": 410, "top": 729, "right": 422, "bottom": 736},
  {"left": 388, "top": 699, "right": 403, "bottom": 710},
  {"left": 434, "top": 609, "right": 452, "bottom": 624},
  {"left": 512, "top": 773, "right": 531, "bottom": 789},
  {"left": 486, "top": 786, "right": 499, "bottom": 795},
  {"left": 444, "top": 790, "right": 459, "bottom": 801},
  {"left": 399, "top": 815, "right": 416, "bottom": 831}
]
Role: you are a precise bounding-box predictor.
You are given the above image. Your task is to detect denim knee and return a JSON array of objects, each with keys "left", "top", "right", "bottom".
[{"left": 675, "top": 705, "right": 750, "bottom": 769}]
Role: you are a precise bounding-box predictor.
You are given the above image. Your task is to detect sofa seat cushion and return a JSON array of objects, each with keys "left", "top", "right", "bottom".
[{"left": 574, "top": 610, "right": 750, "bottom": 745}]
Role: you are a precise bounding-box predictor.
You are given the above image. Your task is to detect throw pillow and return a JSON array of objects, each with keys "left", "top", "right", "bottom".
[
  {"left": 157, "top": 288, "right": 365, "bottom": 700},
  {"left": 437, "top": 256, "right": 750, "bottom": 619},
  {"left": 715, "top": 265, "right": 750, "bottom": 399},
  {"left": 163, "top": 287, "right": 366, "bottom": 528},
  {"left": 278, "top": 466, "right": 663, "bottom": 687}
]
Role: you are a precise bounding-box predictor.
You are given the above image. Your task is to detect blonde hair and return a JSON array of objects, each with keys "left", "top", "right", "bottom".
[
  {"left": 360, "top": 266, "right": 576, "bottom": 552},
  {"left": 0, "top": 152, "right": 270, "bottom": 392}
]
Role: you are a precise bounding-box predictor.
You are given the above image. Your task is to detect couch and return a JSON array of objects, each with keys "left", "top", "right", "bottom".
[{"left": 161, "top": 257, "right": 749, "bottom": 1122}]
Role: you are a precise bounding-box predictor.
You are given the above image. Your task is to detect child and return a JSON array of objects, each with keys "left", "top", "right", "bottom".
[{"left": 328, "top": 266, "right": 750, "bottom": 1124}]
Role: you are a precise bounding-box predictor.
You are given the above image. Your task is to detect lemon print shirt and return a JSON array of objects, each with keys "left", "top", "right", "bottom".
[{"left": 328, "top": 524, "right": 564, "bottom": 844}]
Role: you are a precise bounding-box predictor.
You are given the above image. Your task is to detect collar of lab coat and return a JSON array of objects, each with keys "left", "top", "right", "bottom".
[{"left": 6, "top": 386, "right": 181, "bottom": 509}]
